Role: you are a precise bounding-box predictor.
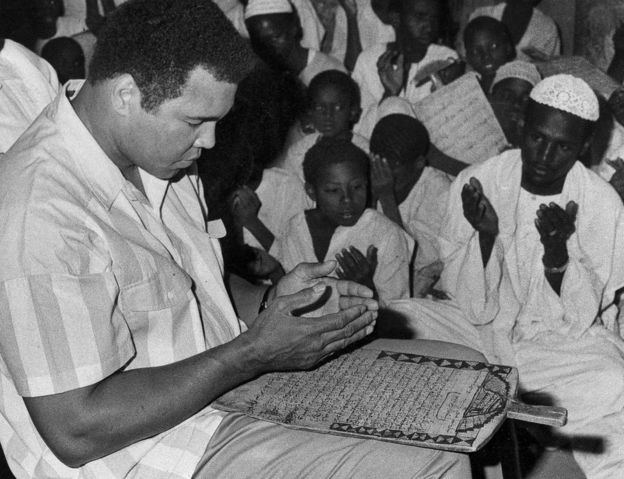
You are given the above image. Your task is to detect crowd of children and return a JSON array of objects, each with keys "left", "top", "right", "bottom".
[{"left": 213, "top": 0, "right": 568, "bottom": 304}]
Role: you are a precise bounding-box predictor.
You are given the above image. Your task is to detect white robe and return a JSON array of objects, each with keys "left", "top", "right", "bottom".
[
  {"left": 274, "top": 208, "right": 413, "bottom": 303},
  {"left": 280, "top": 132, "right": 370, "bottom": 182},
  {"left": 468, "top": 3, "right": 561, "bottom": 62},
  {"left": 378, "top": 167, "right": 451, "bottom": 297},
  {"left": 299, "top": 49, "right": 347, "bottom": 86},
  {"left": 329, "top": 0, "right": 395, "bottom": 63},
  {"left": 242, "top": 167, "right": 313, "bottom": 250},
  {"left": 351, "top": 43, "right": 458, "bottom": 138},
  {"left": 387, "top": 150, "right": 624, "bottom": 479},
  {"left": 0, "top": 40, "right": 60, "bottom": 154}
]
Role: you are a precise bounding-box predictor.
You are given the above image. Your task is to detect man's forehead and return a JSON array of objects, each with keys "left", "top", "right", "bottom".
[{"left": 166, "top": 67, "right": 237, "bottom": 113}]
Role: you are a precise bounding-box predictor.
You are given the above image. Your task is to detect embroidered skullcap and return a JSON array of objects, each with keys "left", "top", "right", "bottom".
[
  {"left": 491, "top": 60, "right": 541, "bottom": 92},
  {"left": 370, "top": 114, "right": 430, "bottom": 164},
  {"left": 244, "top": 0, "right": 293, "bottom": 19},
  {"left": 529, "top": 74, "right": 599, "bottom": 122}
]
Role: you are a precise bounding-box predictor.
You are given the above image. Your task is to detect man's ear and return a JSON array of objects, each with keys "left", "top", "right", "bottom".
[
  {"left": 110, "top": 73, "right": 140, "bottom": 117},
  {"left": 579, "top": 134, "right": 594, "bottom": 159},
  {"left": 305, "top": 182, "right": 316, "bottom": 202}
]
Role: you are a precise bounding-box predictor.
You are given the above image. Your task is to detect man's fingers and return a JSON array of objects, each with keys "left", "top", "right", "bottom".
[
  {"left": 292, "top": 260, "right": 337, "bottom": 281},
  {"left": 319, "top": 310, "right": 377, "bottom": 354},
  {"left": 274, "top": 284, "right": 327, "bottom": 314},
  {"left": 334, "top": 278, "right": 376, "bottom": 300},
  {"left": 339, "top": 295, "right": 379, "bottom": 311}
]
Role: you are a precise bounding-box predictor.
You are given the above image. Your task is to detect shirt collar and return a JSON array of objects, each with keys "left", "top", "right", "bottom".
[{"left": 50, "top": 80, "right": 127, "bottom": 210}]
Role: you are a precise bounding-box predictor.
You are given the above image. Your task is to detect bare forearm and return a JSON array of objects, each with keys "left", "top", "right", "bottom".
[
  {"left": 244, "top": 218, "right": 275, "bottom": 251},
  {"left": 26, "top": 335, "right": 260, "bottom": 467},
  {"left": 343, "top": 14, "right": 362, "bottom": 71},
  {"left": 479, "top": 232, "right": 496, "bottom": 267},
  {"left": 608, "top": 51, "right": 624, "bottom": 84},
  {"left": 377, "top": 192, "right": 403, "bottom": 227}
]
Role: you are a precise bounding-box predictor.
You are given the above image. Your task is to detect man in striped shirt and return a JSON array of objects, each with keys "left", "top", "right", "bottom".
[{"left": 0, "top": 0, "right": 470, "bottom": 477}]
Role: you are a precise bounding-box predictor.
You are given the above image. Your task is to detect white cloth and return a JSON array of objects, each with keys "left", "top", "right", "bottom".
[
  {"left": 293, "top": 0, "right": 325, "bottom": 51},
  {"left": 274, "top": 208, "right": 413, "bottom": 303},
  {"left": 386, "top": 149, "right": 624, "bottom": 479},
  {"left": 280, "top": 132, "right": 369, "bottom": 182},
  {"left": 216, "top": 0, "right": 249, "bottom": 38},
  {"left": 242, "top": 167, "right": 313, "bottom": 249},
  {"left": 593, "top": 121, "right": 624, "bottom": 182},
  {"left": 469, "top": 3, "right": 561, "bottom": 62},
  {"left": 330, "top": 0, "right": 395, "bottom": 63},
  {"left": 379, "top": 167, "right": 451, "bottom": 297},
  {"left": 299, "top": 48, "right": 347, "bottom": 86},
  {"left": 352, "top": 43, "right": 458, "bottom": 138},
  {"left": 0, "top": 40, "right": 60, "bottom": 154}
]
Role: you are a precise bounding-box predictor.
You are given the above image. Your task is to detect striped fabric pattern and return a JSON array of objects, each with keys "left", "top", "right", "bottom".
[{"left": 0, "top": 84, "right": 241, "bottom": 477}]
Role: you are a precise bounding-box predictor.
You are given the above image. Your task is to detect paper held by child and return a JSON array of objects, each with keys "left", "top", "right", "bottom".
[
  {"left": 411, "top": 73, "right": 508, "bottom": 165},
  {"left": 213, "top": 345, "right": 567, "bottom": 453},
  {"left": 536, "top": 56, "right": 620, "bottom": 100}
]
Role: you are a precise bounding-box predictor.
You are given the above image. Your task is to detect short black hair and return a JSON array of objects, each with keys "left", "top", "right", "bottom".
[
  {"left": 307, "top": 70, "right": 361, "bottom": 109},
  {"left": 303, "top": 137, "right": 369, "bottom": 185},
  {"left": 41, "top": 36, "right": 83, "bottom": 62},
  {"left": 89, "top": 0, "right": 256, "bottom": 111},
  {"left": 463, "top": 16, "right": 513, "bottom": 49},
  {"left": 370, "top": 114, "right": 430, "bottom": 165}
]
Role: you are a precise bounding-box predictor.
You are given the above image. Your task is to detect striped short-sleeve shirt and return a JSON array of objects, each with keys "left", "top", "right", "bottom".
[{"left": 0, "top": 83, "right": 242, "bottom": 477}]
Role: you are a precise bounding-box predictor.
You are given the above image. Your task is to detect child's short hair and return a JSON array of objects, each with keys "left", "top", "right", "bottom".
[
  {"left": 463, "top": 16, "right": 512, "bottom": 50},
  {"left": 303, "top": 137, "right": 369, "bottom": 184},
  {"left": 307, "top": 70, "right": 361, "bottom": 109},
  {"left": 370, "top": 114, "right": 430, "bottom": 164}
]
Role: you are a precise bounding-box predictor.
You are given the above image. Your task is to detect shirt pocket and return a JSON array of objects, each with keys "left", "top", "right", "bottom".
[{"left": 119, "top": 268, "right": 193, "bottom": 313}]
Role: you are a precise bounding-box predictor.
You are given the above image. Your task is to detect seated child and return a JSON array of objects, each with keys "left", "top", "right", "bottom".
[
  {"left": 351, "top": 0, "right": 459, "bottom": 138},
  {"left": 463, "top": 16, "right": 515, "bottom": 93},
  {"left": 244, "top": 0, "right": 345, "bottom": 86},
  {"left": 369, "top": 113, "right": 451, "bottom": 297},
  {"left": 488, "top": 59, "right": 541, "bottom": 147},
  {"left": 468, "top": 0, "right": 560, "bottom": 62},
  {"left": 281, "top": 70, "right": 369, "bottom": 181},
  {"left": 274, "top": 138, "right": 413, "bottom": 303}
]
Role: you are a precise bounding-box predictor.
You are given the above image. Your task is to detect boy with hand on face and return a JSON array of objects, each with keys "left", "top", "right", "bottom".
[
  {"left": 369, "top": 113, "right": 451, "bottom": 297},
  {"left": 274, "top": 137, "right": 413, "bottom": 303}
]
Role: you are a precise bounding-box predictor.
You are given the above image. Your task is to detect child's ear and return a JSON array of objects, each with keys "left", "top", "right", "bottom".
[
  {"left": 350, "top": 106, "right": 362, "bottom": 125},
  {"left": 305, "top": 182, "right": 317, "bottom": 202},
  {"left": 416, "top": 155, "right": 427, "bottom": 169}
]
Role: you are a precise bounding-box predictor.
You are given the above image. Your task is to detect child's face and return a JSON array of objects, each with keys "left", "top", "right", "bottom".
[
  {"left": 397, "top": 0, "right": 440, "bottom": 49},
  {"left": 466, "top": 29, "right": 513, "bottom": 78},
  {"left": 309, "top": 85, "right": 354, "bottom": 138},
  {"left": 247, "top": 15, "right": 297, "bottom": 68},
  {"left": 308, "top": 161, "right": 368, "bottom": 227}
]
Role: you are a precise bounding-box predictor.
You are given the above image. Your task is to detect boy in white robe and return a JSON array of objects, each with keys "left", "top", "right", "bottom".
[
  {"left": 369, "top": 113, "right": 450, "bottom": 297},
  {"left": 468, "top": 0, "right": 560, "bottom": 62},
  {"left": 274, "top": 138, "right": 413, "bottom": 303},
  {"left": 351, "top": 0, "right": 458, "bottom": 138},
  {"left": 244, "top": 0, "right": 345, "bottom": 87},
  {"left": 280, "top": 70, "right": 369, "bottom": 181},
  {"left": 386, "top": 75, "right": 624, "bottom": 479}
]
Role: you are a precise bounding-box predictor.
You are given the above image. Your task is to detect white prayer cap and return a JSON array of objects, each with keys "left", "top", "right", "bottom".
[
  {"left": 376, "top": 97, "right": 416, "bottom": 121},
  {"left": 244, "top": 0, "right": 293, "bottom": 20},
  {"left": 529, "top": 74, "right": 599, "bottom": 122},
  {"left": 491, "top": 60, "right": 541, "bottom": 92}
]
